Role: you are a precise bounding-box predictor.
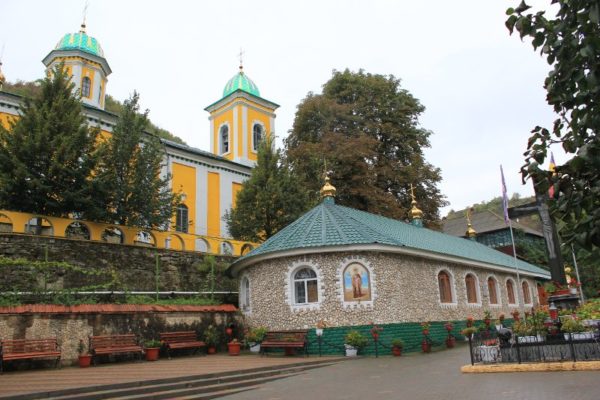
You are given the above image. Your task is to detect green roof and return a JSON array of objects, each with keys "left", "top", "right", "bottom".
[
  {"left": 223, "top": 69, "right": 260, "bottom": 98},
  {"left": 232, "top": 197, "right": 550, "bottom": 277},
  {"left": 55, "top": 30, "right": 104, "bottom": 58}
]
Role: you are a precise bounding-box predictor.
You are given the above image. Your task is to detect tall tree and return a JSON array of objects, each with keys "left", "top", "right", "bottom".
[
  {"left": 91, "top": 92, "right": 178, "bottom": 229},
  {"left": 507, "top": 1, "right": 600, "bottom": 248},
  {"left": 285, "top": 69, "right": 446, "bottom": 226},
  {"left": 225, "top": 136, "right": 309, "bottom": 241},
  {"left": 0, "top": 65, "right": 98, "bottom": 217}
]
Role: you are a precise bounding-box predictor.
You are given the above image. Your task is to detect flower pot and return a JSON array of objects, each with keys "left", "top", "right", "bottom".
[
  {"left": 228, "top": 342, "right": 241, "bottom": 356},
  {"left": 565, "top": 332, "right": 594, "bottom": 341},
  {"left": 484, "top": 319, "right": 491, "bottom": 326},
  {"left": 517, "top": 335, "right": 539, "bottom": 343},
  {"left": 495, "top": 324, "right": 503, "bottom": 332},
  {"left": 207, "top": 346, "right": 217, "bottom": 354},
  {"left": 249, "top": 343, "right": 261, "bottom": 353},
  {"left": 145, "top": 347, "right": 160, "bottom": 361},
  {"left": 421, "top": 340, "right": 431, "bottom": 353},
  {"left": 445, "top": 337, "right": 455, "bottom": 348},
  {"left": 569, "top": 288, "right": 578, "bottom": 295},
  {"left": 345, "top": 345, "right": 358, "bottom": 357},
  {"left": 372, "top": 332, "right": 379, "bottom": 341},
  {"left": 422, "top": 330, "right": 429, "bottom": 336},
  {"left": 392, "top": 346, "right": 402, "bottom": 356},
  {"left": 78, "top": 354, "right": 92, "bottom": 368}
]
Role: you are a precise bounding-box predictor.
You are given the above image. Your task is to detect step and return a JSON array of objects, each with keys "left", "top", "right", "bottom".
[
  {"left": 6, "top": 359, "right": 339, "bottom": 400},
  {"left": 177, "top": 385, "right": 261, "bottom": 400},
  {"left": 107, "top": 372, "right": 299, "bottom": 400}
]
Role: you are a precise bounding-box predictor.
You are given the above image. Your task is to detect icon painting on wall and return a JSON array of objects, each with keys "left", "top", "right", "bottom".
[{"left": 343, "top": 263, "right": 371, "bottom": 301}]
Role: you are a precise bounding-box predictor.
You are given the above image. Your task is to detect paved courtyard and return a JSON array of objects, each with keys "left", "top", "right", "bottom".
[
  {"left": 223, "top": 345, "right": 600, "bottom": 400},
  {"left": 1, "top": 345, "right": 599, "bottom": 399}
]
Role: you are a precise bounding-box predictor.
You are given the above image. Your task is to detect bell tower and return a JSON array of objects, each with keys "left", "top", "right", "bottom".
[
  {"left": 42, "top": 23, "right": 111, "bottom": 110},
  {"left": 204, "top": 61, "right": 278, "bottom": 166}
]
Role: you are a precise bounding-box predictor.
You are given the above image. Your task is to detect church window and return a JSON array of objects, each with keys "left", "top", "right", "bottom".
[
  {"left": 522, "top": 281, "right": 532, "bottom": 304},
  {"left": 465, "top": 273, "right": 478, "bottom": 304},
  {"left": 293, "top": 268, "right": 318, "bottom": 305},
  {"left": 506, "top": 279, "right": 516, "bottom": 305},
  {"left": 175, "top": 204, "right": 188, "bottom": 233},
  {"left": 240, "top": 276, "right": 250, "bottom": 310},
  {"left": 220, "top": 125, "right": 229, "bottom": 154},
  {"left": 81, "top": 76, "right": 91, "bottom": 98},
  {"left": 488, "top": 277, "right": 499, "bottom": 305},
  {"left": 438, "top": 270, "right": 453, "bottom": 303},
  {"left": 252, "top": 124, "right": 263, "bottom": 151}
]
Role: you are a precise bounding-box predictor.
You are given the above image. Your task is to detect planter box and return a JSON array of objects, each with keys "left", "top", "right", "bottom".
[
  {"left": 564, "top": 332, "right": 595, "bottom": 341},
  {"left": 477, "top": 345, "right": 499, "bottom": 363},
  {"left": 517, "top": 335, "right": 543, "bottom": 343},
  {"left": 249, "top": 343, "right": 261, "bottom": 353},
  {"left": 345, "top": 345, "right": 358, "bottom": 357}
]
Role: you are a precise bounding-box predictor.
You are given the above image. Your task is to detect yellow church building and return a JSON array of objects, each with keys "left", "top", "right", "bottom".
[{"left": 0, "top": 23, "right": 278, "bottom": 256}]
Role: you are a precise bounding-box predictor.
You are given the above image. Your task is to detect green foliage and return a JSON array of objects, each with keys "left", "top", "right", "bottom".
[
  {"left": 104, "top": 95, "right": 186, "bottom": 145},
  {"left": 561, "top": 317, "right": 585, "bottom": 333},
  {"left": 285, "top": 69, "right": 446, "bottom": 226},
  {"left": 391, "top": 338, "right": 405, "bottom": 348},
  {"left": 90, "top": 92, "right": 180, "bottom": 229},
  {"left": 2, "top": 80, "right": 43, "bottom": 98},
  {"left": 144, "top": 339, "right": 162, "bottom": 348},
  {"left": 124, "top": 295, "right": 219, "bottom": 306},
  {"left": 344, "top": 330, "right": 368, "bottom": 348},
  {"left": 244, "top": 327, "right": 268, "bottom": 343},
  {"left": 507, "top": 1, "right": 600, "bottom": 248},
  {"left": 203, "top": 324, "right": 220, "bottom": 346},
  {"left": 226, "top": 135, "right": 310, "bottom": 241},
  {"left": 0, "top": 65, "right": 100, "bottom": 217}
]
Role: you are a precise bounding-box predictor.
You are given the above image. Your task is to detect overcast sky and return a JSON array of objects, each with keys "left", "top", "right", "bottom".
[{"left": 1, "top": 0, "right": 561, "bottom": 215}]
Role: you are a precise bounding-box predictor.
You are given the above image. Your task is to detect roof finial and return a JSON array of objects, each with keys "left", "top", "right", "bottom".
[
  {"left": 0, "top": 60, "right": 5, "bottom": 90},
  {"left": 409, "top": 184, "right": 423, "bottom": 226},
  {"left": 238, "top": 48, "right": 245, "bottom": 72},
  {"left": 320, "top": 168, "right": 336, "bottom": 200},
  {"left": 80, "top": 0, "right": 89, "bottom": 33},
  {"left": 465, "top": 207, "right": 477, "bottom": 239}
]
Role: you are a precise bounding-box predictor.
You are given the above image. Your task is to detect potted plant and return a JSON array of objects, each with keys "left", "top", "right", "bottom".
[
  {"left": 228, "top": 338, "right": 241, "bottom": 356},
  {"left": 244, "top": 327, "right": 267, "bottom": 353},
  {"left": 466, "top": 315, "right": 474, "bottom": 328},
  {"left": 561, "top": 317, "right": 592, "bottom": 340},
  {"left": 370, "top": 324, "right": 383, "bottom": 341},
  {"left": 391, "top": 338, "right": 404, "bottom": 356},
  {"left": 544, "top": 281, "right": 557, "bottom": 295},
  {"left": 344, "top": 330, "right": 367, "bottom": 357},
  {"left": 495, "top": 313, "right": 506, "bottom": 331},
  {"left": 315, "top": 320, "right": 327, "bottom": 337},
  {"left": 420, "top": 321, "right": 431, "bottom": 336},
  {"left": 461, "top": 326, "right": 478, "bottom": 340},
  {"left": 204, "top": 325, "right": 219, "bottom": 354},
  {"left": 511, "top": 310, "right": 520, "bottom": 322},
  {"left": 512, "top": 321, "right": 539, "bottom": 343},
  {"left": 444, "top": 322, "right": 455, "bottom": 348},
  {"left": 144, "top": 339, "right": 162, "bottom": 361},
  {"left": 77, "top": 339, "right": 92, "bottom": 368},
  {"left": 483, "top": 310, "right": 492, "bottom": 327}
]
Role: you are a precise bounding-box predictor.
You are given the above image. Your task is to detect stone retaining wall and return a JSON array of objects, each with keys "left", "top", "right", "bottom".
[{"left": 0, "top": 305, "right": 242, "bottom": 364}]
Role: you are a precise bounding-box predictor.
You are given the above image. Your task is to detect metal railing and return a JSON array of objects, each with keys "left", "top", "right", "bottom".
[{"left": 468, "top": 325, "right": 600, "bottom": 365}]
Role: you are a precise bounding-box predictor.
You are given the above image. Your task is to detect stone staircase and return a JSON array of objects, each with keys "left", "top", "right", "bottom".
[{"left": 3, "top": 360, "right": 338, "bottom": 400}]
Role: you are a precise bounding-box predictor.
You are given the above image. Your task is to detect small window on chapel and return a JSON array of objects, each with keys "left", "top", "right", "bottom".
[
  {"left": 522, "top": 281, "right": 532, "bottom": 304},
  {"left": 220, "top": 125, "right": 229, "bottom": 154},
  {"left": 465, "top": 273, "right": 478, "bottom": 304},
  {"left": 488, "top": 277, "right": 499, "bottom": 305},
  {"left": 438, "top": 270, "right": 453, "bottom": 303},
  {"left": 81, "top": 76, "right": 91, "bottom": 98},
  {"left": 293, "top": 268, "right": 318, "bottom": 304},
  {"left": 252, "top": 124, "right": 263, "bottom": 151},
  {"left": 507, "top": 279, "right": 516, "bottom": 304},
  {"left": 240, "top": 277, "right": 250, "bottom": 310}
]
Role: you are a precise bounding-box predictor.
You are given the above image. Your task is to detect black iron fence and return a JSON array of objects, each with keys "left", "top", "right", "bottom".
[{"left": 468, "top": 326, "right": 600, "bottom": 365}]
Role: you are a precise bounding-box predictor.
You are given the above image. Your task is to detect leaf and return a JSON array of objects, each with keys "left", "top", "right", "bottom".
[
  {"left": 590, "top": 3, "right": 600, "bottom": 24},
  {"left": 515, "top": 1, "right": 531, "bottom": 14}
]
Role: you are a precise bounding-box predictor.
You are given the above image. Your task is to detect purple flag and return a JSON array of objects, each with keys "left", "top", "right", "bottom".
[{"left": 500, "top": 165, "right": 509, "bottom": 224}]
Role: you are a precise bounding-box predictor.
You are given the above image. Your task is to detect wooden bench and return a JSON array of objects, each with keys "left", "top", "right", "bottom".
[
  {"left": 159, "top": 331, "right": 206, "bottom": 358},
  {"left": 89, "top": 334, "right": 142, "bottom": 365},
  {"left": 260, "top": 330, "right": 308, "bottom": 356},
  {"left": 0, "top": 338, "right": 61, "bottom": 373}
]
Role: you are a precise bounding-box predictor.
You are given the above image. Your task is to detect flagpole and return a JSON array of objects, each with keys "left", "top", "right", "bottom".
[
  {"left": 571, "top": 244, "right": 585, "bottom": 304},
  {"left": 501, "top": 165, "right": 524, "bottom": 314}
]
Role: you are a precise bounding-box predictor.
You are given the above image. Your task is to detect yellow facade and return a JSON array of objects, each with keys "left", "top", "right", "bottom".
[
  {"left": 232, "top": 182, "right": 242, "bottom": 208},
  {"left": 207, "top": 172, "right": 220, "bottom": 237},
  {"left": 171, "top": 162, "right": 196, "bottom": 234}
]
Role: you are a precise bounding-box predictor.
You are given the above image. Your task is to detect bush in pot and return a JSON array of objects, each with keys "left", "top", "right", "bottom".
[
  {"left": 344, "top": 330, "right": 368, "bottom": 356},
  {"left": 144, "top": 339, "right": 162, "bottom": 361},
  {"left": 77, "top": 339, "right": 92, "bottom": 368},
  {"left": 203, "top": 325, "right": 219, "bottom": 354},
  {"left": 391, "top": 338, "right": 404, "bottom": 356}
]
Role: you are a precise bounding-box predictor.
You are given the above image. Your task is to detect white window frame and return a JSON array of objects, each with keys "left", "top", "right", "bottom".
[
  {"left": 284, "top": 259, "right": 323, "bottom": 312},
  {"left": 240, "top": 275, "right": 251, "bottom": 313}
]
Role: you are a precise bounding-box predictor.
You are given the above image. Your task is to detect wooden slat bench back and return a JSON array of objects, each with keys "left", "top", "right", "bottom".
[{"left": 0, "top": 338, "right": 61, "bottom": 373}]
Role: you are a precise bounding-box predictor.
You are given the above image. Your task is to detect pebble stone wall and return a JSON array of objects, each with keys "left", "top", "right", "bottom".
[{"left": 241, "top": 251, "right": 541, "bottom": 331}]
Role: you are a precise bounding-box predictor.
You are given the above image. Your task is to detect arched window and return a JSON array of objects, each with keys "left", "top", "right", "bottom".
[
  {"left": 175, "top": 204, "right": 188, "bottom": 233},
  {"left": 487, "top": 277, "right": 499, "bottom": 305},
  {"left": 252, "top": 124, "right": 263, "bottom": 151},
  {"left": 507, "top": 279, "right": 516, "bottom": 305},
  {"left": 465, "top": 273, "right": 478, "bottom": 304},
  {"left": 294, "top": 268, "right": 318, "bottom": 304},
  {"left": 438, "top": 270, "right": 453, "bottom": 303},
  {"left": 221, "top": 241, "right": 233, "bottom": 255},
  {"left": 522, "top": 281, "right": 532, "bottom": 304},
  {"left": 81, "top": 76, "right": 91, "bottom": 98},
  {"left": 240, "top": 277, "right": 250, "bottom": 310},
  {"left": 220, "top": 125, "right": 229, "bottom": 154}
]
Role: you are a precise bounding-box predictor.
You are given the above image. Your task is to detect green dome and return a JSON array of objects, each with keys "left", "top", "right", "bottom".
[
  {"left": 223, "top": 68, "right": 260, "bottom": 98},
  {"left": 55, "top": 28, "right": 104, "bottom": 58}
]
